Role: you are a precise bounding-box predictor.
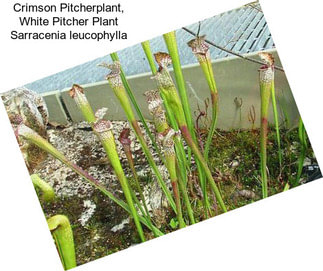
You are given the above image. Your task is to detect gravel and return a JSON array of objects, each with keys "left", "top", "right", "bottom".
[{"left": 35, "top": 120, "right": 170, "bottom": 216}]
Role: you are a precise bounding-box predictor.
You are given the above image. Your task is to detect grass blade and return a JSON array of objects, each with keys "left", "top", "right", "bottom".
[
  {"left": 295, "top": 118, "right": 307, "bottom": 184},
  {"left": 271, "top": 82, "right": 282, "bottom": 169},
  {"left": 163, "top": 33, "right": 212, "bottom": 216},
  {"left": 69, "top": 84, "right": 145, "bottom": 242},
  {"left": 153, "top": 53, "right": 227, "bottom": 213},
  {"left": 109, "top": 52, "right": 163, "bottom": 159},
  {"left": 100, "top": 61, "right": 176, "bottom": 212}
]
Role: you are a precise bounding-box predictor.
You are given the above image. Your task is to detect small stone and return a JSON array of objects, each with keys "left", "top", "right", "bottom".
[
  {"left": 230, "top": 159, "right": 239, "bottom": 168},
  {"left": 110, "top": 218, "right": 130, "bottom": 232}
]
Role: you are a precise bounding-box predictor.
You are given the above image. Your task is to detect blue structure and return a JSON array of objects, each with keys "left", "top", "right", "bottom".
[{"left": 26, "top": 3, "right": 274, "bottom": 93}]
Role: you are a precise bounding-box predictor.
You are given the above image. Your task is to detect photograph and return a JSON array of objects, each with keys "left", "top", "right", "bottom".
[{"left": 1, "top": 1, "right": 321, "bottom": 269}]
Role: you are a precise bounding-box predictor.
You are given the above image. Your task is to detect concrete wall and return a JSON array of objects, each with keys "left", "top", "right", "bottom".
[{"left": 42, "top": 49, "right": 300, "bottom": 130}]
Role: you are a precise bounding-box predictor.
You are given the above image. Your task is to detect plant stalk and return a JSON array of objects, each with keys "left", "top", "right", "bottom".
[
  {"left": 94, "top": 120, "right": 146, "bottom": 241},
  {"left": 17, "top": 124, "right": 163, "bottom": 236},
  {"left": 180, "top": 125, "right": 227, "bottom": 212},
  {"left": 187, "top": 35, "right": 219, "bottom": 162},
  {"left": 163, "top": 34, "right": 212, "bottom": 215},
  {"left": 163, "top": 31, "right": 194, "bottom": 136},
  {"left": 118, "top": 129, "right": 159, "bottom": 236},
  {"left": 175, "top": 159, "right": 196, "bottom": 224},
  {"left": 271, "top": 82, "right": 282, "bottom": 169},
  {"left": 258, "top": 52, "right": 275, "bottom": 198},
  {"left": 69, "top": 84, "right": 145, "bottom": 242},
  {"left": 99, "top": 61, "right": 176, "bottom": 212},
  {"left": 109, "top": 52, "right": 163, "bottom": 159},
  {"left": 144, "top": 89, "right": 189, "bottom": 226},
  {"left": 141, "top": 41, "right": 188, "bottom": 184},
  {"left": 153, "top": 54, "right": 227, "bottom": 213},
  {"left": 158, "top": 129, "right": 186, "bottom": 228},
  {"left": 141, "top": 41, "right": 158, "bottom": 74},
  {"left": 296, "top": 117, "right": 307, "bottom": 184}
]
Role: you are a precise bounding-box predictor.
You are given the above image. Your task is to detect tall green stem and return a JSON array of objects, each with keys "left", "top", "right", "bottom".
[
  {"left": 162, "top": 35, "right": 212, "bottom": 216},
  {"left": 109, "top": 52, "right": 162, "bottom": 159},
  {"left": 141, "top": 41, "right": 188, "bottom": 180},
  {"left": 271, "top": 82, "right": 282, "bottom": 169},
  {"left": 17, "top": 124, "right": 163, "bottom": 236},
  {"left": 161, "top": 130, "right": 186, "bottom": 228},
  {"left": 95, "top": 120, "right": 146, "bottom": 241},
  {"left": 179, "top": 125, "right": 227, "bottom": 212},
  {"left": 144, "top": 89, "right": 189, "bottom": 226},
  {"left": 163, "top": 31, "right": 195, "bottom": 163},
  {"left": 69, "top": 84, "right": 145, "bottom": 242},
  {"left": 99, "top": 61, "right": 176, "bottom": 212},
  {"left": 163, "top": 31, "right": 194, "bottom": 134},
  {"left": 296, "top": 118, "right": 307, "bottom": 184},
  {"left": 175, "top": 159, "right": 196, "bottom": 224},
  {"left": 141, "top": 41, "right": 158, "bottom": 74},
  {"left": 153, "top": 54, "right": 227, "bottom": 213},
  {"left": 47, "top": 215, "right": 76, "bottom": 270},
  {"left": 119, "top": 129, "right": 159, "bottom": 237},
  {"left": 260, "top": 114, "right": 269, "bottom": 198},
  {"left": 188, "top": 35, "right": 219, "bottom": 162},
  {"left": 258, "top": 52, "right": 275, "bottom": 198}
]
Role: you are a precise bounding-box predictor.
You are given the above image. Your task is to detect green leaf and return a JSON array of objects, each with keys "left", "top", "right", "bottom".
[{"left": 169, "top": 218, "right": 179, "bottom": 229}]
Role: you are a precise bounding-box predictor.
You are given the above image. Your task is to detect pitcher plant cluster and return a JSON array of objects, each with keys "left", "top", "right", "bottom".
[{"left": 12, "top": 30, "right": 310, "bottom": 268}]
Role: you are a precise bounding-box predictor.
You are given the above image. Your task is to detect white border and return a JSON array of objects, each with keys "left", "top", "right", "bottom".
[{"left": 1, "top": 0, "right": 322, "bottom": 270}]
